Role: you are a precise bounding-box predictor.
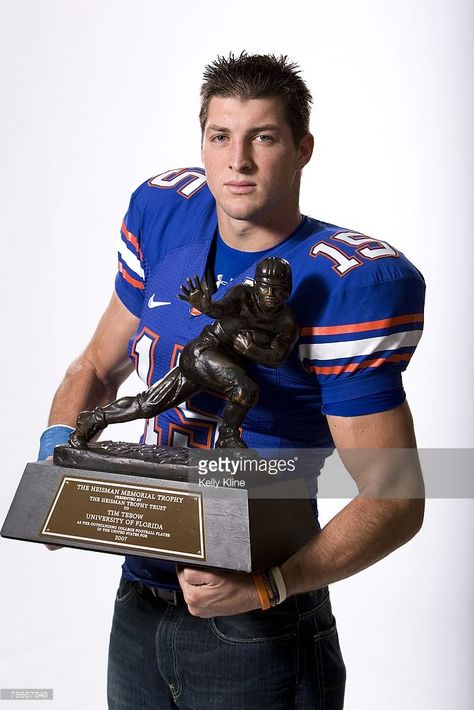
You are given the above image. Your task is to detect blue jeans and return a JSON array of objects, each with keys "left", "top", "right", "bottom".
[{"left": 107, "top": 576, "right": 346, "bottom": 709}]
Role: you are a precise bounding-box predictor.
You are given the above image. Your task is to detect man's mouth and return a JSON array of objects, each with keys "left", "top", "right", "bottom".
[{"left": 224, "top": 181, "right": 256, "bottom": 195}]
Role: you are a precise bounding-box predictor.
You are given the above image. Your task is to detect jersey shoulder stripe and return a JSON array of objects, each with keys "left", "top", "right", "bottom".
[
  {"left": 117, "top": 218, "right": 145, "bottom": 290},
  {"left": 311, "top": 352, "right": 415, "bottom": 376},
  {"left": 300, "top": 313, "right": 424, "bottom": 336},
  {"left": 117, "top": 261, "right": 145, "bottom": 291},
  {"left": 121, "top": 220, "right": 143, "bottom": 260},
  {"left": 299, "top": 314, "right": 423, "bottom": 377}
]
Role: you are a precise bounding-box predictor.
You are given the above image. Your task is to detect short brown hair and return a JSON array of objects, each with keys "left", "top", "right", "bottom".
[{"left": 199, "top": 52, "right": 313, "bottom": 146}]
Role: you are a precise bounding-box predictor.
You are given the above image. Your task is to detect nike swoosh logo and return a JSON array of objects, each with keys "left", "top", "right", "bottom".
[{"left": 148, "top": 295, "right": 172, "bottom": 308}]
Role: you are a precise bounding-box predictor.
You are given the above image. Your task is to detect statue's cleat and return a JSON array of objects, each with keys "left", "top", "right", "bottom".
[{"left": 215, "top": 427, "right": 247, "bottom": 449}]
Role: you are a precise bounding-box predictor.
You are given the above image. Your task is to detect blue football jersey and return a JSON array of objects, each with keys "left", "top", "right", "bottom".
[
  {"left": 115, "top": 167, "right": 425, "bottom": 587},
  {"left": 116, "top": 167, "right": 425, "bottom": 450}
]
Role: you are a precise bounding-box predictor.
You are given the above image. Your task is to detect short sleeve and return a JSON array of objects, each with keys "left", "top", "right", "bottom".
[
  {"left": 114, "top": 195, "right": 146, "bottom": 317},
  {"left": 298, "top": 275, "right": 425, "bottom": 416}
]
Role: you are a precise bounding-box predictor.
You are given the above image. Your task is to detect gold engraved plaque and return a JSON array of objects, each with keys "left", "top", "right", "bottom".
[{"left": 41, "top": 476, "right": 205, "bottom": 560}]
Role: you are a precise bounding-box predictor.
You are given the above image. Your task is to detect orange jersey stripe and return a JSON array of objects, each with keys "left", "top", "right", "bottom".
[
  {"left": 300, "top": 313, "right": 424, "bottom": 337},
  {"left": 121, "top": 221, "right": 143, "bottom": 259},
  {"left": 307, "top": 352, "right": 413, "bottom": 375},
  {"left": 118, "top": 262, "right": 144, "bottom": 290}
]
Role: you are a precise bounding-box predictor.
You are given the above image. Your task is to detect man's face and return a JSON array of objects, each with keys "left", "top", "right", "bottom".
[
  {"left": 254, "top": 277, "right": 289, "bottom": 310},
  {"left": 201, "top": 96, "right": 312, "bottom": 225}
]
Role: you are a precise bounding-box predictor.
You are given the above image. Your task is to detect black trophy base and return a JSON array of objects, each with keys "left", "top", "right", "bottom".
[{"left": 1, "top": 443, "right": 316, "bottom": 572}]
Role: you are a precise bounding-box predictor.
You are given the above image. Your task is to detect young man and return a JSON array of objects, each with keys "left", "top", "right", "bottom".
[{"left": 38, "top": 53, "right": 425, "bottom": 709}]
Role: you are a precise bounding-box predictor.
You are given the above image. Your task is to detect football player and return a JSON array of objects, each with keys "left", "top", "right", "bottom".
[{"left": 38, "top": 53, "right": 425, "bottom": 709}]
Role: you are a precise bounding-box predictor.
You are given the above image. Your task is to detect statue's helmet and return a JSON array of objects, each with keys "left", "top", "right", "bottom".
[{"left": 255, "top": 257, "right": 292, "bottom": 297}]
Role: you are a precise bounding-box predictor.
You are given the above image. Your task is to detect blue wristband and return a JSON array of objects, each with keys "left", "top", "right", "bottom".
[{"left": 37, "top": 425, "right": 74, "bottom": 461}]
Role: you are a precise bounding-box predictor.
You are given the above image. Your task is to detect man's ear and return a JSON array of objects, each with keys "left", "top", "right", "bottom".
[{"left": 296, "top": 133, "right": 314, "bottom": 170}]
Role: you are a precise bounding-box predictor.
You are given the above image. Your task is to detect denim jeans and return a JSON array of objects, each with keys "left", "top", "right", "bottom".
[{"left": 107, "top": 576, "right": 346, "bottom": 709}]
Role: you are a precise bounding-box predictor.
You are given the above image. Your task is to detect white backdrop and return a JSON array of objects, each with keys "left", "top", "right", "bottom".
[{"left": 0, "top": 1, "right": 473, "bottom": 708}]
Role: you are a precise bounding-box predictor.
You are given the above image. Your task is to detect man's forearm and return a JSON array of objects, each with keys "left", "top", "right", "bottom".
[
  {"left": 48, "top": 356, "right": 121, "bottom": 427},
  {"left": 281, "top": 495, "right": 424, "bottom": 597}
]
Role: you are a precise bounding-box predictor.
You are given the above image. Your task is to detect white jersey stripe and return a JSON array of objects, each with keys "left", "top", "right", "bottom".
[
  {"left": 299, "top": 329, "right": 423, "bottom": 361},
  {"left": 118, "top": 242, "right": 145, "bottom": 280}
]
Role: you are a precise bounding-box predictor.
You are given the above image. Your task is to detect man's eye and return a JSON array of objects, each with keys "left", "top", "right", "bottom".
[
  {"left": 211, "top": 134, "right": 228, "bottom": 143},
  {"left": 255, "top": 134, "right": 274, "bottom": 143}
]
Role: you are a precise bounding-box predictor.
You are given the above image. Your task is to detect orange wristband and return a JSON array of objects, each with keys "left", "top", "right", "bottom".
[{"left": 253, "top": 572, "right": 271, "bottom": 610}]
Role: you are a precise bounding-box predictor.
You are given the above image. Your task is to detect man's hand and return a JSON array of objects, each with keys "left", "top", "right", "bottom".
[
  {"left": 176, "top": 565, "right": 260, "bottom": 617},
  {"left": 178, "top": 275, "right": 212, "bottom": 314}
]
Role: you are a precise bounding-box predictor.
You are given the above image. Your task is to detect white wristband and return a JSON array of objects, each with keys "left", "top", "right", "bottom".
[{"left": 270, "top": 566, "right": 287, "bottom": 604}]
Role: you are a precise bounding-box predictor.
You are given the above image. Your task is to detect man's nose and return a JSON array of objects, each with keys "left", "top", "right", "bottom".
[{"left": 229, "top": 140, "right": 253, "bottom": 172}]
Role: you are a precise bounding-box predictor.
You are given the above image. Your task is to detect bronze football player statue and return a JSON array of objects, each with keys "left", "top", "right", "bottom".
[{"left": 70, "top": 257, "right": 298, "bottom": 449}]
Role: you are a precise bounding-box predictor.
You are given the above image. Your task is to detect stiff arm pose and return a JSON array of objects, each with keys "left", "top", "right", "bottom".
[
  {"left": 38, "top": 53, "right": 425, "bottom": 709},
  {"left": 70, "top": 256, "right": 298, "bottom": 449}
]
